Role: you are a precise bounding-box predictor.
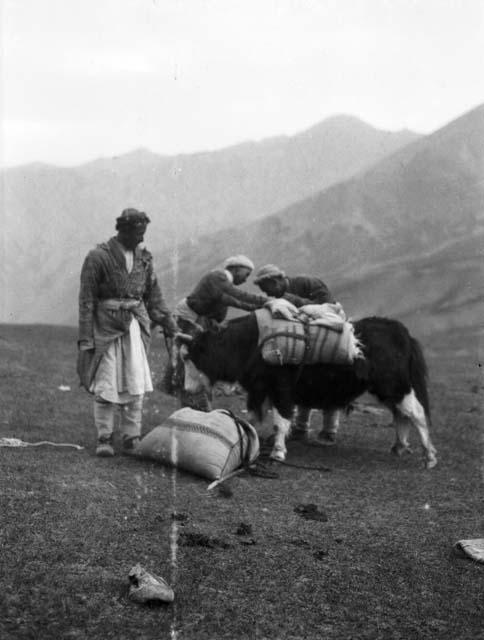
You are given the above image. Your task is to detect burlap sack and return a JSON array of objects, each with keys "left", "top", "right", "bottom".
[{"left": 136, "top": 408, "right": 259, "bottom": 480}]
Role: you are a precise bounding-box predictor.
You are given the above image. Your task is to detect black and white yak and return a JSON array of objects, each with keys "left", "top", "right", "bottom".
[{"left": 177, "top": 313, "right": 437, "bottom": 469}]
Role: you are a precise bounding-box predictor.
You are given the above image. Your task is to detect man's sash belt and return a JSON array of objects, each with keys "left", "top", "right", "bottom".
[{"left": 99, "top": 298, "right": 141, "bottom": 311}]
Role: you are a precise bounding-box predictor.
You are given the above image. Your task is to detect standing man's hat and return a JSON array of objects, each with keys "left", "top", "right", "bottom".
[
  {"left": 253, "top": 264, "right": 285, "bottom": 284},
  {"left": 223, "top": 255, "right": 255, "bottom": 271},
  {"left": 116, "top": 208, "right": 151, "bottom": 228}
]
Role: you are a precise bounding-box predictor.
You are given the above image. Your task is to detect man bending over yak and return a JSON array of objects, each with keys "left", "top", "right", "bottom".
[
  {"left": 173, "top": 255, "right": 269, "bottom": 410},
  {"left": 253, "top": 263, "right": 339, "bottom": 446}
]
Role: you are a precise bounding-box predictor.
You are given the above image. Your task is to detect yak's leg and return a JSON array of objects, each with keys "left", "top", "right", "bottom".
[
  {"left": 246, "top": 389, "right": 270, "bottom": 432},
  {"left": 390, "top": 411, "right": 413, "bottom": 457},
  {"left": 317, "top": 409, "right": 340, "bottom": 445},
  {"left": 247, "top": 404, "right": 269, "bottom": 431},
  {"left": 396, "top": 389, "right": 437, "bottom": 469},
  {"left": 268, "top": 371, "right": 295, "bottom": 460},
  {"left": 307, "top": 409, "right": 340, "bottom": 447},
  {"left": 271, "top": 407, "right": 292, "bottom": 461},
  {"left": 290, "top": 406, "right": 312, "bottom": 441}
]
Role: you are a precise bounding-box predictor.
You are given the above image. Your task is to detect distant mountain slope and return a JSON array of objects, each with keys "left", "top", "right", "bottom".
[
  {"left": 3, "top": 115, "right": 419, "bottom": 249},
  {"left": 334, "top": 231, "right": 484, "bottom": 337},
  {"left": 154, "top": 104, "right": 484, "bottom": 337},
  {"left": 1, "top": 115, "right": 419, "bottom": 324}
]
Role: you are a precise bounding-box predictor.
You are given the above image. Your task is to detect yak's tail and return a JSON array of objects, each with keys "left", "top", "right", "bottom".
[{"left": 409, "top": 336, "right": 431, "bottom": 423}]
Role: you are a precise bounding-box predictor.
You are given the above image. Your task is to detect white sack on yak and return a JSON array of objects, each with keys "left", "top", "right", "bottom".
[
  {"left": 136, "top": 408, "right": 259, "bottom": 481},
  {"left": 256, "top": 304, "right": 362, "bottom": 366}
]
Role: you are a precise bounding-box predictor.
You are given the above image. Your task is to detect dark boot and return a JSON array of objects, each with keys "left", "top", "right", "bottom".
[
  {"left": 96, "top": 434, "right": 114, "bottom": 457},
  {"left": 122, "top": 435, "right": 141, "bottom": 457}
]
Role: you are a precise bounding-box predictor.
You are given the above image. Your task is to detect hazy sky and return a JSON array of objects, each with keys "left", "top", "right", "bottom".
[{"left": 2, "top": 0, "right": 483, "bottom": 167}]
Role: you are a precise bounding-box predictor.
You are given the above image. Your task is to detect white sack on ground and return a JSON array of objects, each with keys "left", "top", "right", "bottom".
[
  {"left": 136, "top": 408, "right": 259, "bottom": 480},
  {"left": 454, "top": 539, "right": 484, "bottom": 563}
]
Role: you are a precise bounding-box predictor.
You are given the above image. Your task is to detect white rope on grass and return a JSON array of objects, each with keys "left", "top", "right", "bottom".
[{"left": 0, "top": 437, "right": 84, "bottom": 450}]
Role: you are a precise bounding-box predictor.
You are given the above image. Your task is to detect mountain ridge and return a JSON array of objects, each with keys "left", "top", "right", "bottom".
[
  {"left": 2, "top": 113, "right": 421, "bottom": 324},
  {"left": 153, "top": 103, "right": 483, "bottom": 337},
  {"left": 2, "top": 113, "right": 416, "bottom": 171},
  {"left": 3, "top": 105, "right": 482, "bottom": 335}
]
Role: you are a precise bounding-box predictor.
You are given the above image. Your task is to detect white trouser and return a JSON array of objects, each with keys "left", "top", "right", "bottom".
[
  {"left": 94, "top": 395, "right": 144, "bottom": 440},
  {"left": 293, "top": 407, "right": 339, "bottom": 435}
]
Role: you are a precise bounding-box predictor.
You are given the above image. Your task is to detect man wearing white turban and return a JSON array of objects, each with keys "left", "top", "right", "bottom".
[
  {"left": 173, "top": 255, "right": 268, "bottom": 410},
  {"left": 254, "top": 263, "right": 338, "bottom": 446},
  {"left": 176, "top": 255, "right": 267, "bottom": 329}
]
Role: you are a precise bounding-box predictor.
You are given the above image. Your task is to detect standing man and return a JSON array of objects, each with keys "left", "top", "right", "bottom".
[
  {"left": 78, "top": 208, "right": 177, "bottom": 457},
  {"left": 253, "top": 263, "right": 339, "bottom": 446},
  {"left": 174, "top": 255, "right": 268, "bottom": 410}
]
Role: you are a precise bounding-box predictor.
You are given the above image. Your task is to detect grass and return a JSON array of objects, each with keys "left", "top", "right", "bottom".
[{"left": 0, "top": 323, "right": 483, "bottom": 639}]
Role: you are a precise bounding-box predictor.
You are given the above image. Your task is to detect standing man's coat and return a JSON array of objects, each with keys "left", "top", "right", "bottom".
[{"left": 78, "top": 208, "right": 176, "bottom": 457}]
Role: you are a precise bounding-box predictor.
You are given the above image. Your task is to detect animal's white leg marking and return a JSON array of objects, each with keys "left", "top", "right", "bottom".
[
  {"left": 396, "top": 389, "right": 437, "bottom": 469},
  {"left": 271, "top": 407, "right": 291, "bottom": 461}
]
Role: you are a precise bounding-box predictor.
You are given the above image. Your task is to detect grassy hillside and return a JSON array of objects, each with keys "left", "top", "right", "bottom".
[
  {"left": 0, "top": 324, "right": 482, "bottom": 639},
  {"left": 334, "top": 231, "right": 484, "bottom": 337}
]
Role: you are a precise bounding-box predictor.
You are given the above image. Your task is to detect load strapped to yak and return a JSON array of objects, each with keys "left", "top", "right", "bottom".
[{"left": 257, "top": 301, "right": 363, "bottom": 366}]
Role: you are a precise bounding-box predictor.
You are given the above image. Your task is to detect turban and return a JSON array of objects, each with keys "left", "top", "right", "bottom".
[
  {"left": 223, "top": 255, "right": 255, "bottom": 271},
  {"left": 253, "top": 264, "right": 285, "bottom": 284},
  {"left": 116, "top": 208, "right": 151, "bottom": 228}
]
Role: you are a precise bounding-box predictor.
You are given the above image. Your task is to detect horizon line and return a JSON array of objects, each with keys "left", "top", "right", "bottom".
[{"left": 1, "top": 111, "right": 426, "bottom": 172}]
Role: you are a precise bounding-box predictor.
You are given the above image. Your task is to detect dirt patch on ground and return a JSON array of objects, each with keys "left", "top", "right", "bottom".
[
  {"left": 294, "top": 503, "right": 329, "bottom": 522},
  {"left": 178, "top": 532, "right": 232, "bottom": 549}
]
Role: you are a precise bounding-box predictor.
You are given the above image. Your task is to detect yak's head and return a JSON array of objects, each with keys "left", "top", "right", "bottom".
[{"left": 175, "top": 331, "right": 213, "bottom": 395}]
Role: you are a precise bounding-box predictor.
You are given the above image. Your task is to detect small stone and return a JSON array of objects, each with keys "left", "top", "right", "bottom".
[{"left": 128, "top": 564, "right": 174, "bottom": 604}]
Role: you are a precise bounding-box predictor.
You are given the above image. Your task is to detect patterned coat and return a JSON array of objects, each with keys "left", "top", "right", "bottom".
[
  {"left": 78, "top": 237, "right": 175, "bottom": 387},
  {"left": 283, "top": 276, "right": 334, "bottom": 308}
]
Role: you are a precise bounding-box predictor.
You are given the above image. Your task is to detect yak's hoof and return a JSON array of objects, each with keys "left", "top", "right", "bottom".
[
  {"left": 270, "top": 448, "right": 286, "bottom": 462},
  {"left": 316, "top": 432, "right": 337, "bottom": 446},
  {"left": 425, "top": 457, "right": 438, "bottom": 470},
  {"left": 391, "top": 443, "right": 412, "bottom": 457}
]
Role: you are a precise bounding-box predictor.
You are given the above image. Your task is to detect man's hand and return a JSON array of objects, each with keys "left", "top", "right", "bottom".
[
  {"left": 78, "top": 339, "right": 94, "bottom": 352},
  {"left": 77, "top": 343, "right": 95, "bottom": 390},
  {"left": 162, "top": 316, "right": 178, "bottom": 340},
  {"left": 264, "top": 298, "right": 299, "bottom": 320}
]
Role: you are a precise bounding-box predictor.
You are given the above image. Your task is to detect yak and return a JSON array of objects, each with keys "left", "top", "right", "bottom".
[{"left": 177, "top": 313, "right": 437, "bottom": 469}]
